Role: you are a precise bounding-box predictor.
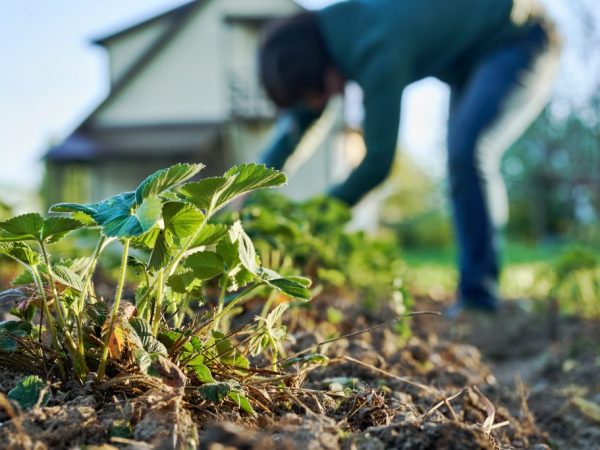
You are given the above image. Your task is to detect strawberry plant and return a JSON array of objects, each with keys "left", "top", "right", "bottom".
[
  {"left": 229, "top": 192, "right": 412, "bottom": 316},
  {"left": 0, "top": 163, "right": 315, "bottom": 413}
]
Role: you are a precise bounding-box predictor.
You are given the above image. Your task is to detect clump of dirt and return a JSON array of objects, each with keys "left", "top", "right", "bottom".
[
  {"left": 132, "top": 392, "right": 197, "bottom": 449},
  {"left": 199, "top": 421, "right": 278, "bottom": 449},
  {"left": 344, "top": 421, "right": 497, "bottom": 450}
]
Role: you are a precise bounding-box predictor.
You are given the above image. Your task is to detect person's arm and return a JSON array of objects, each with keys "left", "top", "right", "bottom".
[
  {"left": 260, "top": 105, "right": 324, "bottom": 170},
  {"left": 329, "top": 83, "right": 402, "bottom": 206}
]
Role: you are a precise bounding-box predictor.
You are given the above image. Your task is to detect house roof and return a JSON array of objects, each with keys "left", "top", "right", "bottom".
[
  {"left": 92, "top": 1, "right": 201, "bottom": 46},
  {"left": 46, "top": 123, "right": 222, "bottom": 163},
  {"left": 92, "top": 0, "right": 302, "bottom": 45}
]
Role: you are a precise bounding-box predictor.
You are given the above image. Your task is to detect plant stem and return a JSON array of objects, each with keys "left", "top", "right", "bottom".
[
  {"left": 39, "top": 242, "right": 68, "bottom": 325},
  {"left": 212, "top": 283, "right": 262, "bottom": 331},
  {"left": 97, "top": 239, "right": 130, "bottom": 381},
  {"left": 147, "top": 216, "right": 211, "bottom": 330},
  {"left": 212, "top": 278, "right": 229, "bottom": 332},
  {"left": 31, "top": 265, "right": 66, "bottom": 378},
  {"left": 77, "top": 235, "right": 108, "bottom": 312},
  {"left": 260, "top": 290, "right": 278, "bottom": 318},
  {"left": 151, "top": 269, "right": 164, "bottom": 336},
  {"left": 135, "top": 276, "right": 155, "bottom": 319},
  {"left": 174, "top": 293, "right": 191, "bottom": 328},
  {"left": 40, "top": 242, "right": 85, "bottom": 375}
]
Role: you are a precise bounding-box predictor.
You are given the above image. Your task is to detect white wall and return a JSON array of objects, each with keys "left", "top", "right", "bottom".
[
  {"left": 93, "top": 0, "right": 299, "bottom": 127},
  {"left": 105, "top": 19, "right": 170, "bottom": 84}
]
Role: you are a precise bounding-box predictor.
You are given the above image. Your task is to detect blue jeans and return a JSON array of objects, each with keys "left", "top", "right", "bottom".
[{"left": 447, "top": 23, "right": 560, "bottom": 309}]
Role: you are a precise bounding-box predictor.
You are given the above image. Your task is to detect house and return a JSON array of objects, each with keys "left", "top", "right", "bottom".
[{"left": 44, "top": 0, "right": 354, "bottom": 208}]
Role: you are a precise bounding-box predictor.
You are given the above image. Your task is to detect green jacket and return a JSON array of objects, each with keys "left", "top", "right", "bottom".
[{"left": 261, "top": 0, "right": 544, "bottom": 205}]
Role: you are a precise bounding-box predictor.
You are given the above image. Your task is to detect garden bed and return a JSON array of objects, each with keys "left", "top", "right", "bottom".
[
  {"left": 2, "top": 294, "right": 598, "bottom": 449},
  {"left": 0, "top": 163, "right": 597, "bottom": 449}
]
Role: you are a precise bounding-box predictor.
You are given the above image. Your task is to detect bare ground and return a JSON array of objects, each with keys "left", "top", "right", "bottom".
[{"left": 0, "top": 294, "right": 598, "bottom": 449}]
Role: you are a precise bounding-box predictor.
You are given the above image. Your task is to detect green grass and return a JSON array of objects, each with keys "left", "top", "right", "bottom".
[
  {"left": 400, "top": 239, "right": 600, "bottom": 307},
  {"left": 402, "top": 239, "right": 599, "bottom": 268}
]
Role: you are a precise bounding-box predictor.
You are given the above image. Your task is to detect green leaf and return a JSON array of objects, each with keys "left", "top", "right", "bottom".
[
  {"left": 268, "top": 277, "right": 312, "bottom": 300},
  {"left": 215, "top": 238, "right": 254, "bottom": 291},
  {"left": 54, "top": 192, "right": 163, "bottom": 238},
  {"left": 129, "top": 317, "right": 168, "bottom": 355},
  {"left": 230, "top": 269, "right": 256, "bottom": 293},
  {"left": 188, "top": 224, "right": 228, "bottom": 248},
  {"left": 163, "top": 202, "right": 205, "bottom": 240},
  {"left": 11, "top": 270, "right": 34, "bottom": 286},
  {"left": 178, "top": 177, "right": 228, "bottom": 212},
  {"left": 130, "top": 227, "right": 160, "bottom": 250},
  {"left": 212, "top": 222, "right": 259, "bottom": 291},
  {"left": 8, "top": 375, "right": 49, "bottom": 409},
  {"left": 147, "top": 229, "right": 172, "bottom": 271},
  {"left": 228, "top": 391, "right": 255, "bottom": 415},
  {"left": 87, "top": 301, "right": 109, "bottom": 328},
  {"left": 200, "top": 382, "right": 231, "bottom": 403},
  {"left": 0, "top": 321, "right": 33, "bottom": 352},
  {"left": 0, "top": 230, "right": 27, "bottom": 242},
  {"left": 57, "top": 257, "right": 92, "bottom": 273},
  {"left": 229, "top": 221, "right": 257, "bottom": 274},
  {"left": 189, "top": 335, "right": 204, "bottom": 353},
  {"left": 135, "top": 349, "right": 153, "bottom": 374},
  {"left": 71, "top": 211, "right": 96, "bottom": 226},
  {"left": 52, "top": 265, "right": 85, "bottom": 292},
  {"left": 110, "top": 419, "right": 132, "bottom": 439},
  {"left": 215, "top": 236, "right": 240, "bottom": 270},
  {"left": 0, "top": 242, "right": 40, "bottom": 266},
  {"left": 178, "top": 164, "right": 287, "bottom": 215},
  {"left": 189, "top": 362, "right": 215, "bottom": 383},
  {"left": 135, "top": 163, "right": 204, "bottom": 204},
  {"left": 49, "top": 201, "right": 98, "bottom": 217},
  {"left": 41, "top": 217, "right": 83, "bottom": 243},
  {"left": 127, "top": 256, "right": 147, "bottom": 269},
  {"left": 183, "top": 251, "right": 225, "bottom": 280},
  {"left": 178, "top": 177, "right": 227, "bottom": 212},
  {"left": 0, "top": 213, "right": 44, "bottom": 241},
  {"left": 0, "top": 214, "right": 83, "bottom": 244},
  {"left": 217, "top": 164, "right": 287, "bottom": 210},
  {"left": 167, "top": 269, "right": 203, "bottom": 294},
  {"left": 134, "top": 195, "right": 163, "bottom": 233},
  {"left": 282, "top": 353, "right": 329, "bottom": 368},
  {"left": 262, "top": 273, "right": 312, "bottom": 301},
  {"left": 157, "top": 330, "right": 183, "bottom": 353},
  {"left": 212, "top": 331, "right": 250, "bottom": 369}
]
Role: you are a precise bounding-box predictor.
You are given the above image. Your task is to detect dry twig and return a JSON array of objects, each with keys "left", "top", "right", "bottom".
[
  {"left": 343, "top": 355, "right": 436, "bottom": 393},
  {"left": 421, "top": 387, "right": 469, "bottom": 420}
]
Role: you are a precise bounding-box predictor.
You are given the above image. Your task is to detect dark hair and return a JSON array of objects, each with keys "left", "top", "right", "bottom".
[{"left": 259, "top": 12, "right": 330, "bottom": 108}]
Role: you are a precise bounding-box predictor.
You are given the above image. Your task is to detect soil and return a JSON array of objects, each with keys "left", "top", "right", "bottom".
[{"left": 0, "top": 293, "right": 598, "bottom": 450}]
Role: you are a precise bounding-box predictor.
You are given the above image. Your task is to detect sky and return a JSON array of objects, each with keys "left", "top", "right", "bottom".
[{"left": 0, "top": 0, "right": 597, "bottom": 208}]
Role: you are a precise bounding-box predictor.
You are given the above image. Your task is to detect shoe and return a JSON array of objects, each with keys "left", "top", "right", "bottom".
[{"left": 445, "top": 296, "right": 499, "bottom": 320}]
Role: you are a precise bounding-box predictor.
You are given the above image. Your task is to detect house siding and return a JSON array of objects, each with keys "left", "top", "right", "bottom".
[
  {"left": 93, "top": 0, "right": 299, "bottom": 127},
  {"left": 105, "top": 19, "right": 171, "bottom": 85}
]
